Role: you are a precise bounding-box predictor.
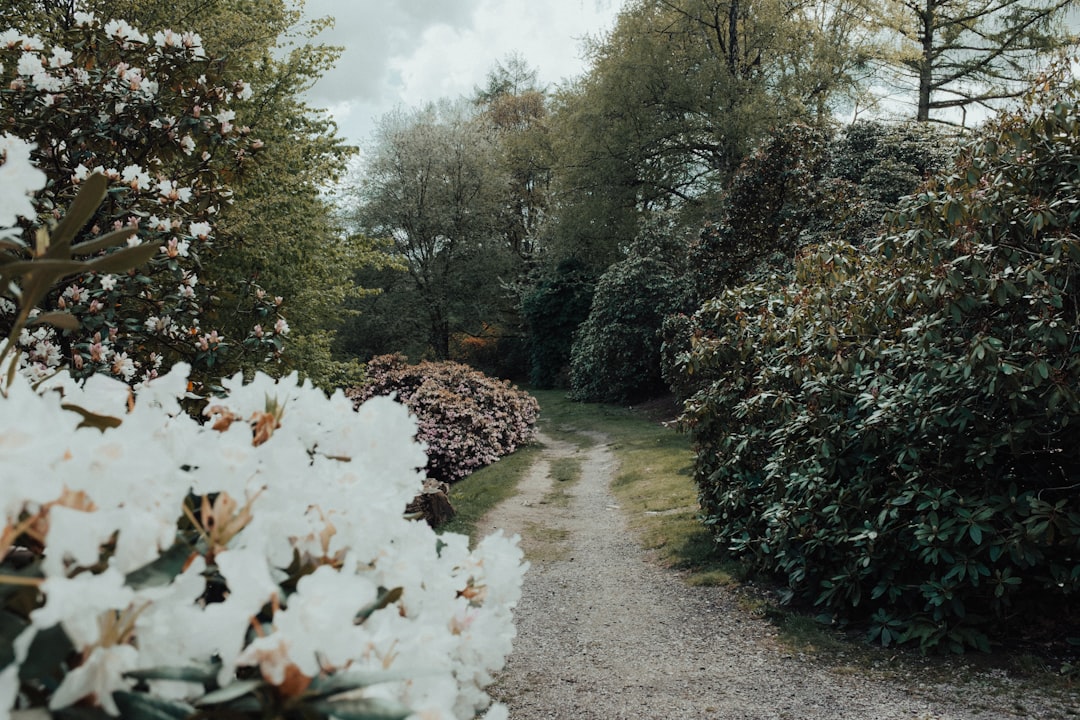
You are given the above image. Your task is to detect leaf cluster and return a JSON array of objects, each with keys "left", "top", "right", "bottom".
[
  {"left": 519, "top": 259, "right": 596, "bottom": 389},
  {"left": 569, "top": 253, "right": 694, "bottom": 404},
  {"left": 676, "top": 80, "right": 1080, "bottom": 652}
]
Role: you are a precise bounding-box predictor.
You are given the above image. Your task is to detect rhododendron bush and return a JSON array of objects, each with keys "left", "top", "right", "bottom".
[
  {"left": 348, "top": 355, "right": 540, "bottom": 484},
  {"left": 1, "top": 64, "right": 525, "bottom": 720},
  {"left": 0, "top": 15, "right": 286, "bottom": 390}
]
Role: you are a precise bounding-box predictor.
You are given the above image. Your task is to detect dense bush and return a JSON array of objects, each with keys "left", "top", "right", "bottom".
[
  {"left": 569, "top": 254, "right": 693, "bottom": 404},
  {"left": 677, "top": 78, "right": 1080, "bottom": 652},
  {"left": 348, "top": 354, "right": 539, "bottom": 483},
  {"left": 0, "top": 18, "right": 286, "bottom": 390},
  {"left": 519, "top": 258, "right": 596, "bottom": 388},
  {"left": 687, "top": 121, "right": 956, "bottom": 302}
]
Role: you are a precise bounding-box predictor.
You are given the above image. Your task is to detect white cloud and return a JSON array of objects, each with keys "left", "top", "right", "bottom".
[{"left": 299, "top": 0, "right": 620, "bottom": 147}]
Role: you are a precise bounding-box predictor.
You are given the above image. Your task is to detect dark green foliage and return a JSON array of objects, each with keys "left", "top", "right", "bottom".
[
  {"left": 688, "top": 123, "right": 835, "bottom": 300},
  {"left": 677, "top": 80, "right": 1080, "bottom": 652},
  {"left": 828, "top": 121, "right": 956, "bottom": 238},
  {"left": 569, "top": 255, "right": 693, "bottom": 404},
  {"left": 688, "top": 121, "right": 958, "bottom": 303},
  {"left": 519, "top": 259, "right": 596, "bottom": 388}
]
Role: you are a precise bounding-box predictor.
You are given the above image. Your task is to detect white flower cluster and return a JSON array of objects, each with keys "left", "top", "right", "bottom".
[
  {"left": 0, "top": 20, "right": 281, "bottom": 385},
  {"left": 0, "top": 359, "right": 525, "bottom": 719},
  {"left": 0, "top": 133, "right": 46, "bottom": 230}
]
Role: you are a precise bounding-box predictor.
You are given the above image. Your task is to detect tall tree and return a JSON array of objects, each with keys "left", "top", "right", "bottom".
[
  {"left": 352, "top": 102, "right": 512, "bottom": 360},
  {"left": 474, "top": 55, "right": 555, "bottom": 261},
  {"left": 875, "top": 0, "right": 1077, "bottom": 122},
  {"left": 547, "top": 0, "right": 873, "bottom": 267}
]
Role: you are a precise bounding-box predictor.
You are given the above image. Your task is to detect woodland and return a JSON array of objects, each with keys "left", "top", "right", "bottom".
[{"left": 2, "top": 0, "right": 1079, "bottom": 691}]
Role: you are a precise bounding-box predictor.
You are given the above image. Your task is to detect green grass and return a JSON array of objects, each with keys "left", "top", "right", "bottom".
[
  {"left": 439, "top": 443, "right": 541, "bottom": 540},
  {"left": 525, "top": 390, "right": 738, "bottom": 583},
  {"left": 445, "top": 388, "right": 1080, "bottom": 699}
]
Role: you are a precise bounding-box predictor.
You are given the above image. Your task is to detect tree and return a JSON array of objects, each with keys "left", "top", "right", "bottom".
[
  {"left": 0, "top": 13, "right": 290, "bottom": 390},
  {"left": 352, "top": 102, "right": 513, "bottom": 360},
  {"left": 677, "top": 69, "right": 1080, "bottom": 650},
  {"left": 569, "top": 251, "right": 694, "bottom": 403},
  {"left": 547, "top": 0, "right": 874, "bottom": 267},
  {"left": 474, "top": 55, "right": 555, "bottom": 260},
  {"left": 874, "top": 0, "right": 1078, "bottom": 122},
  {"left": 5, "top": 0, "right": 374, "bottom": 388}
]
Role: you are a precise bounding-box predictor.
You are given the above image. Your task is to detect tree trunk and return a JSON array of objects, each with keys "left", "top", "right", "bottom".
[{"left": 917, "top": 0, "right": 935, "bottom": 122}]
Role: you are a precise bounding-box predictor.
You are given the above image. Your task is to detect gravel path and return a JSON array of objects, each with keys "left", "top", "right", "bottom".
[{"left": 481, "top": 431, "right": 1079, "bottom": 720}]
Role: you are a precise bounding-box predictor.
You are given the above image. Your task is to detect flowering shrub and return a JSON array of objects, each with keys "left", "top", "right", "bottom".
[
  {"left": 0, "top": 15, "right": 286, "bottom": 390},
  {"left": 0, "top": 359, "right": 525, "bottom": 720},
  {"left": 348, "top": 355, "right": 540, "bottom": 484},
  {"left": 677, "top": 76, "right": 1080, "bottom": 652},
  {"left": 1, "top": 82, "right": 525, "bottom": 720}
]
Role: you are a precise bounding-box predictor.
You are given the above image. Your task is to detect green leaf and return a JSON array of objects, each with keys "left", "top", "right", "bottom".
[
  {"left": 0, "top": 610, "right": 30, "bottom": 670},
  {"left": 125, "top": 541, "right": 194, "bottom": 591},
  {"left": 123, "top": 661, "right": 219, "bottom": 685},
  {"left": 46, "top": 174, "right": 109, "bottom": 255},
  {"left": 19, "top": 624, "right": 74, "bottom": 683},
  {"left": 355, "top": 587, "right": 403, "bottom": 624},
  {"left": 309, "top": 697, "right": 412, "bottom": 720},
  {"left": 60, "top": 403, "right": 123, "bottom": 431},
  {"left": 70, "top": 226, "right": 139, "bottom": 257},
  {"left": 27, "top": 312, "right": 80, "bottom": 331},
  {"left": 111, "top": 691, "right": 195, "bottom": 720},
  {"left": 84, "top": 242, "right": 161, "bottom": 275},
  {"left": 196, "top": 679, "right": 263, "bottom": 706},
  {"left": 307, "top": 668, "right": 418, "bottom": 700}
]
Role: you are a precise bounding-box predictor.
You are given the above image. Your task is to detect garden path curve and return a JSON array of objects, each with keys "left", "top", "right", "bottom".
[{"left": 480, "top": 430, "right": 1076, "bottom": 720}]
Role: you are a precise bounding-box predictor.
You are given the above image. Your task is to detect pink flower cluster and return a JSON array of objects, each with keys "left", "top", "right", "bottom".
[{"left": 348, "top": 355, "right": 540, "bottom": 483}]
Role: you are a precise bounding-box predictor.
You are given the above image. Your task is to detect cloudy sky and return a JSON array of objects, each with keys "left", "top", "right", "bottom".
[{"left": 297, "top": 0, "right": 623, "bottom": 151}]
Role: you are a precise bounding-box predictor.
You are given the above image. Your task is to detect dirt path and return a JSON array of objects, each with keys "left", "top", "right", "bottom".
[{"left": 480, "top": 430, "right": 1077, "bottom": 720}]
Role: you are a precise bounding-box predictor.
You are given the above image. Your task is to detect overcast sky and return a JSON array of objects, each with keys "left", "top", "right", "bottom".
[{"left": 297, "top": 0, "right": 622, "bottom": 152}]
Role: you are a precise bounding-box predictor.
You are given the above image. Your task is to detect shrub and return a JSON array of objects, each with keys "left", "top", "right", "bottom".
[
  {"left": 519, "top": 258, "right": 596, "bottom": 388},
  {"left": 677, "top": 75, "right": 1080, "bottom": 652},
  {"left": 569, "top": 254, "right": 692, "bottom": 404},
  {"left": 0, "top": 17, "right": 284, "bottom": 391},
  {"left": 0, "top": 153, "right": 524, "bottom": 720},
  {"left": 348, "top": 354, "right": 540, "bottom": 483}
]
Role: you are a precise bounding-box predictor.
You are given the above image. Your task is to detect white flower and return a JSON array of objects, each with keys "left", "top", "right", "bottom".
[
  {"left": 1, "top": 356, "right": 528, "bottom": 720},
  {"left": 0, "top": 30, "right": 43, "bottom": 51},
  {"left": 49, "top": 644, "right": 137, "bottom": 716},
  {"left": 99, "top": 274, "right": 117, "bottom": 291},
  {"left": 121, "top": 163, "right": 151, "bottom": 190},
  {"left": 0, "top": 133, "right": 47, "bottom": 227},
  {"left": 49, "top": 46, "right": 73, "bottom": 68},
  {"left": 153, "top": 29, "right": 179, "bottom": 48},
  {"left": 156, "top": 179, "right": 193, "bottom": 204},
  {"left": 73, "top": 11, "right": 97, "bottom": 27},
  {"left": 103, "top": 19, "right": 149, "bottom": 44},
  {"left": 32, "top": 570, "right": 133, "bottom": 645},
  {"left": 179, "top": 134, "right": 196, "bottom": 155},
  {"left": 16, "top": 51, "right": 44, "bottom": 76},
  {"left": 236, "top": 565, "right": 376, "bottom": 681},
  {"left": 110, "top": 351, "right": 136, "bottom": 380},
  {"left": 215, "top": 109, "right": 235, "bottom": 133},
  {"left": 181, "top": 32, "right": 206, "bottom": 57},
  {"left": 188, "top": 221, "right": 211, "bottom": 239},
  {"left": 274, "top": 317, "right": 290, "bottom": 335}
]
